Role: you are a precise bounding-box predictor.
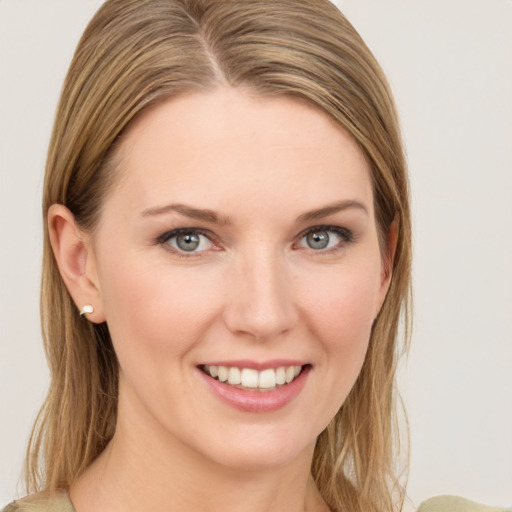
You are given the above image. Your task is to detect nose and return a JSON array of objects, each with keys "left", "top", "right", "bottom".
[{"left": 223, "top": 248, "right": 298, "bottom": 340}]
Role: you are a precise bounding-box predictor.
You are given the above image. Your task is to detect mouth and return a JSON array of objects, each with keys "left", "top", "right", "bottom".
[{"left": 200, "top": 364, "right": 308, "bottom": 391}]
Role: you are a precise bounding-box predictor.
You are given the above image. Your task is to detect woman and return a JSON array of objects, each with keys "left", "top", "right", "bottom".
[{"left": 5, "top": 0, "right": 413, "bottom": 511}]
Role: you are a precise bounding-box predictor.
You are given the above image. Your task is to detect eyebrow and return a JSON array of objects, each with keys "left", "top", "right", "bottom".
[
  {"left": 141, "top": 203, "right": 232, "bottom": 225},
  {"left": 295, "top": 199, "right": 368, "bottom": 223},
  {"left": 141, "top": 199, "right": 368, "bottom": 225}
]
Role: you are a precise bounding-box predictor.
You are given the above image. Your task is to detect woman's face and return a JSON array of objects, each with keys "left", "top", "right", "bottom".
[{"left": 87, "top": 87, "right": 391, "bottom": 470}]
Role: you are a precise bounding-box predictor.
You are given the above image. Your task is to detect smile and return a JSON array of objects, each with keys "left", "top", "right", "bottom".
[
  {"left": 198, "top": 362, "right": 311, "bottom": 413},
  {"left": 202, "top": 364, "right": 304, "bottom": 391}
]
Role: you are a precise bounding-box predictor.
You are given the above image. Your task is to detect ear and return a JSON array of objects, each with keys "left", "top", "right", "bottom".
[
  {"left": 47, "top": 204, "right": 106, "bottom": 323},
  {"left": 376, "top": 216, "right": 399, "bottom": 315}
]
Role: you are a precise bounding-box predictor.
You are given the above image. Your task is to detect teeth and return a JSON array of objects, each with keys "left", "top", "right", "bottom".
[
  {"left": 204, "top": 364, "right": 304, "bottom": 390},
  {"left": 241, "top": 368, "right": 259, "bottom": 388},
  {"left": 218, "top": 366, "right": 228, "bottom": 382},
  {"left": 259, "top": 369, "right": 276, "bottom": 389},
  {"left": 228, "top": 367, "right": 241, "bottom": 385},
  {"left": 275, "top": 366, "right": 286, "bottom": 385}
]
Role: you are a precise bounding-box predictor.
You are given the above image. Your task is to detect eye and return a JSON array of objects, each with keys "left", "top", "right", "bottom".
[
  {"left": 297, "top": 226, "right": 353, "bottom": 252},
  {"left": 158, "top": 228, "right": 214, "bottom": 254}
]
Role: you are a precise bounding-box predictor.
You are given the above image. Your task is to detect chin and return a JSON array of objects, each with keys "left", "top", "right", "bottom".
[{"left": 185, "top": 421, "right": 320, "bottom": 473}]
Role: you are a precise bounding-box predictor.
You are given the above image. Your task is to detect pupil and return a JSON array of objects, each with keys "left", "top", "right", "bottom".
[
  {"left": 307, "top": 231, "right": 329, "bottom": 250},
  {"left": 177, "top": 233, "right": 200, "bottom": 251}
]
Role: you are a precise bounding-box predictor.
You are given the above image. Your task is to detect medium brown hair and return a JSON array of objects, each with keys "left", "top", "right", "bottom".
[{"left": 27, "top": 1, "right": 412, "bottom": 511}]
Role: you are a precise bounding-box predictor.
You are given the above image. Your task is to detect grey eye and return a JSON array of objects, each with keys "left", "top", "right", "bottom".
[
  {"left": 176, "top": 232, "right": 201, "bottom": 251},
  {"left": 306, "top": 230, "right": 330, "bottom": 250},
  {"left": 160, "top": 229, "right": 214, "bottom": 254}
]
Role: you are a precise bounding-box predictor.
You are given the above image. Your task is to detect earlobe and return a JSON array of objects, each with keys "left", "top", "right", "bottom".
[{"left": 47, "top": 204, "right": 106, "bottom": 323}]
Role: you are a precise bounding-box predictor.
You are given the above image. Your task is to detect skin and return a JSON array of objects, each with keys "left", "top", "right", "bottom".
[{"left": 49, "top": 87, "right": 393, "bottom": 512}]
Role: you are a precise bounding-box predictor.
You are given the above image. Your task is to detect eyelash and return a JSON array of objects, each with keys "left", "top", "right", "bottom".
[
  {"left": 296, "top": 225, "right": 355, "bottom": 255},
  {"left": 157, "top": 225, "right": 355, "bottom": 259},
  {"left": 157, "top": 228, "right": 216, "bottom": 258}
]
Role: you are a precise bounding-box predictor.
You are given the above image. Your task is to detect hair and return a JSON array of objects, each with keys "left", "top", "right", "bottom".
[{"left": 27, "top": 1, "right": 412, "bottom": 511}]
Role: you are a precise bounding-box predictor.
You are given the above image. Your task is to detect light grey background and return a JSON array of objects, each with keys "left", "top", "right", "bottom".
[{"left": 1, "top": 0, "right": 511, "bottom": 509}]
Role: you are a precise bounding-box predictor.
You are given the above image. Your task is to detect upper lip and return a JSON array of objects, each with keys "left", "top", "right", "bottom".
[{"left": 197, "top": 359, "right": 309, "bottom": 371}]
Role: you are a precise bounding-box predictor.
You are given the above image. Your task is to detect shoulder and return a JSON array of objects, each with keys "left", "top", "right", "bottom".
[
  {"left": 418, "top": 495, "right": 512, "bottom": 512},
  {"left": 1, "top": 492, "right": 75, "bottom": 512}
]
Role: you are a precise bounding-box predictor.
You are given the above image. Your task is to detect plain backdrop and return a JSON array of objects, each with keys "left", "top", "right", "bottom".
[{"left": 1, "top": 0, "right": 511, "bottom": 509}]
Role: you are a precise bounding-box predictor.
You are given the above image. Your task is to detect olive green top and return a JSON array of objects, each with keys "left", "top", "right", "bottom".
[
  {"left": 2, "top": 493, "right": 510, "bottom": 512},
  {"left": 418, "top": 496, "right": 511, "bottom": 512},
  {"left": 1, "top": 493, "right": 74, "bottom": 512}
]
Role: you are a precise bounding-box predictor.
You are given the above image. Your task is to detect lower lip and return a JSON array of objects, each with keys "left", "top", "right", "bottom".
[{"left": 198, "top": 366, "right": 310, "bottom": 413}]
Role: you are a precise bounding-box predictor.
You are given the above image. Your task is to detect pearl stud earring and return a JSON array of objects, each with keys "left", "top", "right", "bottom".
[{"left": 79, "top": 305, "right": 94, "bottom": 316}]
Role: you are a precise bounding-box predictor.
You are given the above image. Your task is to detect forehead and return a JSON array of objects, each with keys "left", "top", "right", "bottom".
[{"left": 109, "top": 86, "right": 374, "bottom": 221}]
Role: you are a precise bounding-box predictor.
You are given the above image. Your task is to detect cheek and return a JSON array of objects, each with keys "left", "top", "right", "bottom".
[
  {"left": 301, "top": 259, "right": 382, "bottom": 342},
  {"left": 298, "top": 258, "right": 382, "bottom": 393},
  {"left": 98, "top": 255, "right": 222, "bottom": 362}
]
